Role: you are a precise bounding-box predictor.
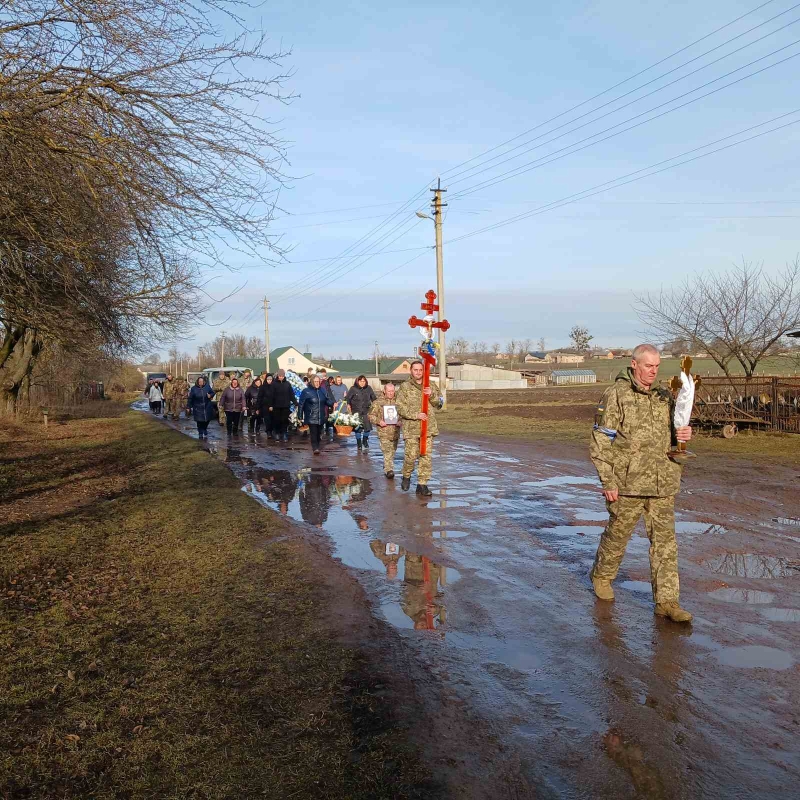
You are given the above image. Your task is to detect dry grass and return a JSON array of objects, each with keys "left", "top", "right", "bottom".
[{"left": 0, "top": 412, "right": 435, "bottom": 799}]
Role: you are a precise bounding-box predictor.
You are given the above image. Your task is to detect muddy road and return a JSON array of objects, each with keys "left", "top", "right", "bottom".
[{"left": 149, "top": 407, "right": 800, "bottom": 799}]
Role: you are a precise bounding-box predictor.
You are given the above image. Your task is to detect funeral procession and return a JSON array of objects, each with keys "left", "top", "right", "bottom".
[{"left": 3, "top": 2, "right": 800, "bottom": 799}]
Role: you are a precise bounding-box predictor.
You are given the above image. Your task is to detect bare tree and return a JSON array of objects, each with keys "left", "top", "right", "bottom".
[
  {"left": 569, "top": 326, "right": 593, "bottom": 352},
  {"left": 636, "top": 259, "right": 800, "bottom": 378},
  {"left": 490, "top": 343, "right": 501, "bottom": 362},
  {"left": 448, "top": 337, "right": 470, "bottom": 360},
  {"left": 0, "top": 0, "right": 292, "bottom": 412},
  {"left": 536, "top": 336, "right": 546, "bottom": 352},
  {"left": 516, "top": 338, "right": 532, "bottom": 364},
  {"left": 245, "top": 336, "right": 266, "bottom": 358}
]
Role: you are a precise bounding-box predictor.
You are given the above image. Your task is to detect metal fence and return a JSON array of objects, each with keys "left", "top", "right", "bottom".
[{"left": 692, "top": 377, "right": 800, "bottom": 433}]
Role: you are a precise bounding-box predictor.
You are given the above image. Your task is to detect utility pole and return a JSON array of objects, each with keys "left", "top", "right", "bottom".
[
  {"left": 374, "top": 340, "right": 379, "bottom": 378},
  {"left": 220, "top": 331, "right": 226, "bottom": 369},
  {"left": 263, "top": 297, "right": 270, "bottom": 374},
  {"left": 431, "top": 178, "right": 448, "bottom": 403}
]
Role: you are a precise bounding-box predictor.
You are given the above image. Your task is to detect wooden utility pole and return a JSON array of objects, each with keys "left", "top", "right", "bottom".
[
  {"left": 220, "top": 331, "right": 226, "bottom": 369},
  {"left": 374, "top": 340, "right": 379, "bottom": 377},
  {"left": 263, "top": 297, "right": 271, "bottom": 374},
  {"left": 431, "top": 179, "right": 448, "bottom": 403}
]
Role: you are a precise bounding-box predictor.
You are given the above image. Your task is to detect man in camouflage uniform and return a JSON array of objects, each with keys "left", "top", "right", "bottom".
[
  {"left": 590, "top": 343, "right": 693, "bottom": 623},
  {"left": 238, "top": 369, "right": 253, "bottom": 431},
  {"left": 396, "top": 360, "right": 443, "bottom": 498},
  {"left": 368, "top": 381, "right": 402, "bottom": 479},
  {"left": 162, "top": 374, "right": 179, "bottom": 419},
  {"left": 175, "top": 375, "right": 190, "bottom": 417},
  {"left": 212, "top": 371, "right": 231, "bottom": 426}
]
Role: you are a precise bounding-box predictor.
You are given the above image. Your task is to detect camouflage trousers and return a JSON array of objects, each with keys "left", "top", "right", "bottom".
[
  {"left": 591, "top": 495, "right": 679, "bottom": 604},
  {"left": 402, "top": 435, "right": 433, "bottom": 484},
  {"left": 218, "top": 406, "right": 226, "bottom": 425},
  {"left": 165, "top": 397, "right": 181, "bottom": 418},
  {"left": 377, "top": 428, "right": 400, "bottom": 473}
]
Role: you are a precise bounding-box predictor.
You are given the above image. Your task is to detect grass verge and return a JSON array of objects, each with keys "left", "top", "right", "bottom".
[{"left": 0, "top": 412, "right": 435, "bottom": 799}]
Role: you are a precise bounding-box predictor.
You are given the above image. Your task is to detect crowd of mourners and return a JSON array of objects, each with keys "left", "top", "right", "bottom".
[{"left": 146, "top": 360, "right": 442, "bottom": 497}]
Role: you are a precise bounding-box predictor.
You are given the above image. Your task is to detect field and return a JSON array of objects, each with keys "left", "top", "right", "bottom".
[
  {"left": 0, "top": 411, "right": 433, "bottom": 799},
  {"left": 439, "top": 386, "right": 800, "bottom": 460},
  {"left": 520, "top": 355, "right": 800, "bottom": 383}
]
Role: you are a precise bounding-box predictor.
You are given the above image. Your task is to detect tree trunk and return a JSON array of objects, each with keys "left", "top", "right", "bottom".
[{"left": 0, "top": 327, "right": 41, "bottom": 416}]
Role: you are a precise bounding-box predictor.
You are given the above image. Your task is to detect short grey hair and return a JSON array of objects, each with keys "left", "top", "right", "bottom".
[{"left": 632, "top": 343, "right": 660, "bottom": 361}]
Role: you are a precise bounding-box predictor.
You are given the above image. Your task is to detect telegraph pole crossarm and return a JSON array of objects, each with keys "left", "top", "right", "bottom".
[{"left": 430, "top": 179, "right": 448, "bottom": 403}]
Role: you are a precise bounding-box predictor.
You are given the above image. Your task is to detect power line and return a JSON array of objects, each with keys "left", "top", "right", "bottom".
[
  {"left": 439, "top": 0, "right": 781, "bottom": 179},
  {"left": 446, "top": 109, "right": 800, "bottom": 244},
  {"left": 448, "top": 40, "right": 800, "bottom": 200},
  {"left": 448, "top": 16, "right": 800, "bottom": 193}
]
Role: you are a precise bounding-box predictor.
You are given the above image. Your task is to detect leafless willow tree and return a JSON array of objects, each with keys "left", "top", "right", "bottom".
[
  {"left": 635, "top": 259, "right": 800, "bottom": 378},
  {"left": 0, "top": 0, "right": 292, "bottom": 412}
]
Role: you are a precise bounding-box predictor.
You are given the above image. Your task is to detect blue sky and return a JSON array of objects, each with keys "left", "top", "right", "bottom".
[{"left": 172, "top": 0, "right": 800, "bottom": 359}]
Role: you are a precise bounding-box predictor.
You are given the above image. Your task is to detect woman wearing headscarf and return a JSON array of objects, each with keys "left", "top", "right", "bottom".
[
  {"left": 220, "top": 377, "right": 246, "bottom": 435},
  {"left": 256, "top": 373, "right": 275, "bottom": 439},
  {"left": 345, "top": 375, "right": 376, "bottom": 449},
  {"left": 186, "top": 376, "right": 215, "bottom": 438}
]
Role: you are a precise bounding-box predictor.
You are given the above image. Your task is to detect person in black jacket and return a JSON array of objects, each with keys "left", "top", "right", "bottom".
[
  {"left": 256, "top": 373, "right": 274, "bottom": 439},
  {"left": 245, "top": 377, "right": 262, "bottom": 435},
  {"left": 345, "top": 375, "right": 376, "bottom": 449},
  {"left": 269, "top": 369, "right": 296, "bottom": 442}
]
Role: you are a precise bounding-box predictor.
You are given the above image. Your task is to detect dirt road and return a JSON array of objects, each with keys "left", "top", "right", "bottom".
[{"left": 155, "top": 407, "right": 800, "bottom": 799}]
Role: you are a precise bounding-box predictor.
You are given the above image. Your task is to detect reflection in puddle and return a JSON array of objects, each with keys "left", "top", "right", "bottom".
[
  {"left": 715, "top": 645, "right": 794, "bottom": 670},
  {"left": 675, "top": 521, "right": 727, "bottom": 535},
  {"left": 427, "top": 499, "right": 470, "bottom": 509},
  {"left": 704, "top": 553, "right": 799, "bottom": 579},
  {"left": 619, "top": 580, "right": 652, "bottom": 595},
  {"left": 707, "top": 588, "right": 775, "bottom": 604},
  {"left": 459, "top": 475, "right": 489, "bottom": 482},
  {"left": 242, "top": 468, "right": 459, "bottom": 632},
  {"left": 435, "top": 488, "right": 476, "bottom": 496},
  {"left": 521, "top": 476, "right": 599, "bottom": 488},
  {"left": 602, "top": 729, "right": 667, "bottom": 799},
  {"left": 760, "top": 607, "right": 800, "bottom": 622},
  {"left": 572, "top": 508, "right": 608, "bottom": 522}
]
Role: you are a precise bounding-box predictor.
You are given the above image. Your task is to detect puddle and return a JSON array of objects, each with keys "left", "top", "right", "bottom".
[
  {"left": 675, "top": 522, "right": 727, "bottom": 535},
  {"left": 521, "top": 476, "right": 599, "bottom": 488},
  {"left": 459, "top": 475, "right": 489, "bottom": 482},
  {"left": 573, "top": 509, "right": 608, "bottom": 522},
  {"left": 427, "top": 499, "right": 470, "bottom": 509},
  {"left": 715, "top": 645, "right": 794, "bottom": 670},
  {"left": 435, "top": 488, "right": 476, "bottom": 496},
  {"left": 707, "top": 588, "right": 775, "bottom": 604},
  {"left": 773, "top": 517, "right": 800, "bottom": 526},
  {"left": 241, "top": 468, "right": 461, "bottom": 632},
  {"left": 760, "top": 607, "right": 800, "bottom": 622},
  {"left": 704, "top": 554, "right": 799, "bottom": 579},
  {"left": 488, "top": 456, "right": 520, "bottom": 464},
  {"left": 619, "top": 580, "right": 652, "bottom": 595}
]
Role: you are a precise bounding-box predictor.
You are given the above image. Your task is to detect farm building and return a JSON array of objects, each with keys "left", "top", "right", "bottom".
[
  {"left": 550, "top": 369, "right": 597, "bottom": 385},
  {"left": 550, "top": 352, "right": 585, "bottom": 364},
  {"left": 448, "top": 363, "right": 527, "bottom": 390}
]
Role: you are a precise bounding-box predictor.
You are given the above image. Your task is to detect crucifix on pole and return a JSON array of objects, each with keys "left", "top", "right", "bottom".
[{"left": 408, "top": 289, "right": 450, "bottom": 456}]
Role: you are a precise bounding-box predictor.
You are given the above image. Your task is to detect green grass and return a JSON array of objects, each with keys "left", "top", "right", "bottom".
[{"left": 0, "top": 413, "right": 435, "bottom": 799}]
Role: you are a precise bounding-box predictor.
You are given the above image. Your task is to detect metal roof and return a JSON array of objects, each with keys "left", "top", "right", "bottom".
[{"left": 550, "top": 369, "right": 596, "bottom": 377}]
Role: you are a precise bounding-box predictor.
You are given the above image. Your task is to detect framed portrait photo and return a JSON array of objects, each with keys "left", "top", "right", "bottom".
[{"left": 382, "top": 404, "right": 399, "bottom": 425}]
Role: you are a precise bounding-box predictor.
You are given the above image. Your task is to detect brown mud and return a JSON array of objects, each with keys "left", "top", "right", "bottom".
[{"left": 152, "top": 404, "right": 800, "bottom": 799}]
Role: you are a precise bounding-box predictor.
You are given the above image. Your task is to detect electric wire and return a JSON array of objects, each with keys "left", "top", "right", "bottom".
[
  {"left": 446, "top": 13, "right": 800, "bottom": 191},
  {"left": 445, "top": 110, "right": 800, "bottom": 245},
  {"left": 438, "top": 0, "right": 781, "bottom": 179},
  {"left": 448, "top": 41, "right": 800, "bottom": 200}
]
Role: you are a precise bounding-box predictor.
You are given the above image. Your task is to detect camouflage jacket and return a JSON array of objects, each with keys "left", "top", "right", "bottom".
[
  {"left": 590, "top": 368, "right": 681, "bottom": 497},
  {"left": 368, "top": 395, "right": 402, "bottom": 438},
  {"left": 396, "top": 378, "right": 443, "bottom": 440},
  {"left": 162, "top": 379, "right": 177, "bottom": 400},
  {"left": 212, "top": 377, "right": 231, "bottom": 402},
  {"left": 175, "top": 379, "right": 190, "bottom": 402}
]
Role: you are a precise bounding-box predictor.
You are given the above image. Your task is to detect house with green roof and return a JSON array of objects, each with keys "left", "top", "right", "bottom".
[
  {"left": 210, "top": 347, "right": 336, "bottom": 377},
  {"left": 329, "top": 357, "right": 412, "bottom": 378}
]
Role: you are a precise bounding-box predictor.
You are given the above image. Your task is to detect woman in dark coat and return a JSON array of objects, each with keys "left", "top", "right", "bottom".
[
  {"left": 220, "top": 377, "right": 246, "bottom": 436},
  {"left": 345, "top": 375, "right": 376, "bottom": 449},
  {"left": 187, "top": 376, "right": 215, "bottom": 438},
  {"left": 245, "top": 377, "right": 262, "bottom": 435},
  {"left": 269, "top": 369, "right": 296, "bottom": 442},
  {"left": 298, "top": 375, "right": 334, "bottom": 454},
  {"left": 256, "top": 374, "right": 274, "bottom": 439}
]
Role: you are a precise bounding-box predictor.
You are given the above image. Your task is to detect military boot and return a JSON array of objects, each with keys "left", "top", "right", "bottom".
[
  {"left": 591, "top": 575, "right": 615, "bottom": 602},
  {"left": 401, "top": 476, "right": 411, "bottom": 491},
  {"left": 385, "top": 470, "right": 394, "bottom": 479},
  {"left": 654, "top": 602, "right": 693, "bottom": 623},
  {"left": 415, "top": 484, "right": 432, "bottom": 497}
]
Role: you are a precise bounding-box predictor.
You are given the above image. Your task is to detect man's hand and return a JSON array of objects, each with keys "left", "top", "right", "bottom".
[
  {"left": 378, "top": 420, "right": 387, "bottom": 427},
  {"left": 417, "top": 412, "right": 428, "bottom": 421},
  {"left": 423, "top": 386, "right": 432, "bottom": 396},
  {"left": 603, "top": 488, "right": 619, "bottom": 502},
  {"left": 676, "top": 425, "right": 692, "bottom": 443}
]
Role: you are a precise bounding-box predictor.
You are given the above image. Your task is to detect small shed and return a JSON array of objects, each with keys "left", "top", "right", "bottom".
[{"left": 550, "top": 369, "right": 597, "bottom": 386}]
